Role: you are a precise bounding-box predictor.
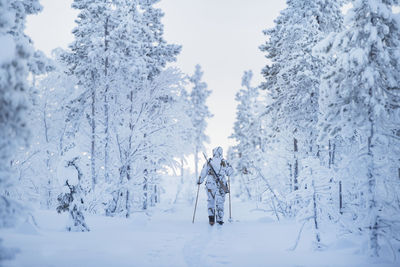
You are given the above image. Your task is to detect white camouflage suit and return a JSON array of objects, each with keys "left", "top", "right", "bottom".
[{"left": 198, "top": 147, "right": 233, "bottom": 223}]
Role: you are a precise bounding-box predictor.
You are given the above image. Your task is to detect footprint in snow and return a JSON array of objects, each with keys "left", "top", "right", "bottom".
[{"left": 183, "top": 233, "right": 211, "bottom": 267}]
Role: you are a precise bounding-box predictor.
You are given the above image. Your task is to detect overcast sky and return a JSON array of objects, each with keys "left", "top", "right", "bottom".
[{"left": 26, "top": 0, "right": 286, "bottom": 158}]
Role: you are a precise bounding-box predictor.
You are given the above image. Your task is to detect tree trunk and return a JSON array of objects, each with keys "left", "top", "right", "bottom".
[
  {"left": 125, "top": 189, "right": 130, "bottom": 218},
  {"left": 43, "top": 102, "right": 52, "bottom": 208},
  {"left": 293, "top": 138, "right": 298, "bottom": 191},
  {"left": 104, "top": 92, "right": 110, "bottom": 183},
  {"left": 339, "top": 181, "right": 343, "bottom": 215},
  {"left": 181, "top": 158, "right": 184, "bottom": 182},
  {"left": 143, "top": 173, "right": 148, "bottom": 210},
  {"left": 241, "top": 174, "right": 252, "bottom": 200},
  {"left": 154, "top": 185, "right": 158, "bottom": 204},
  {"left": 103, "top": 17, "right": 110, "bottom": 184},
  {"left": 91, "top": 84, "right": 96, "bottom": 191},
  {"left": 174, "top": 158, "right": 184, "bottom": 204},
  {"left": 312, "top": 180, "right": 321, "bottom": 247},
  {"left": 288, "top": 163, "right": 293, "bottom": 193},
  {"left": 126, "top": 91, "right": 134, "bottom": 182},
  {"left": 367, "top": 114, "right": 379, "bottom": 257},
  {"left": 328, "top": 140, "right": 332, "bottom": 169},
  {"left": 329, "top": 140, "right": 341, "bottom": 214},
  {"left": 107, "top": 133, "right": 125, "bottom": 217}
]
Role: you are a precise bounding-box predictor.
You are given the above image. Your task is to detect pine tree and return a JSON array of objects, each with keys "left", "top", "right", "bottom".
[
  {"left": 63, "top": 0, "right": 115, "bottom": 191},
  {"left": 259, "top": 0, "right": 343, "bottom": 215},
  {"left": 138, "top": 0, "right": 181, "bottom": 80},
  {"left": 0, "top": 0, "right": 42, "bottom": 259},
  {"left": 190, "top": 64, "right": 212, "bottom": 181},
  {"left": 0, "top": 0, "right": 42, "bottom": 227},
  {"left": 315, "top": 0, "right": 400, "bottom": 256},
  {"left": 230, "top": 71, "right": 261, "bottom": 200}
]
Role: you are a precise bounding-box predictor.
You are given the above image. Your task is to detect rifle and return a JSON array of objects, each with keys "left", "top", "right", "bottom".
[{"left": 202, "top": 152, "right": 229, "bottom": 194}]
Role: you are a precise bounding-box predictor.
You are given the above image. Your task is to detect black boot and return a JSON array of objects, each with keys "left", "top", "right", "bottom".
[
  {"left": 217, "top": 221, "right": 224, "bottom": 225},
  {"left": 208, "top": 216, "right": 215, "bottom": 226}
]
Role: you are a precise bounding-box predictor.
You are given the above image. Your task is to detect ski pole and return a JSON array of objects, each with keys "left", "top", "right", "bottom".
[
  {"left": 228, "top": 175, "right": 232, "bottom": 222},
  {"left": 192, "top": 177, "right": 201, "bottom": 224}
]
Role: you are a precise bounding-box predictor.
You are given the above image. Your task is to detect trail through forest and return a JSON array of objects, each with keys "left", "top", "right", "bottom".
[
  {"left": 1, "top": 200, "right": 396, "bottom": 267},
  {"left": 2, "top": 0, "right": 400, "bottom": 266}
]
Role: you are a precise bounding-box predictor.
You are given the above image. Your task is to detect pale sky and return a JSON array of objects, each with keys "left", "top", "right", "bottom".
[{"left": 26, "top": 0, "right": 286, "bottom": 159}]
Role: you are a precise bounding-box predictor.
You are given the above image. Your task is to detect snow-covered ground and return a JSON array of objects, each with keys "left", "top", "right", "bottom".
[{"left": 1, "top": 198, "right": 397, "bottom": 267}]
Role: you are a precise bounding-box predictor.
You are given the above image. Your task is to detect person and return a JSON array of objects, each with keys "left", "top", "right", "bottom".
[{"left": 197, "top": 147, "right": 233, "bottom": 225}]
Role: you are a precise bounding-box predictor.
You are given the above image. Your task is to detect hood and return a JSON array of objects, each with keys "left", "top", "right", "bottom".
[{"left": 212, "top": 146, "right": 223, "bottom": 158}]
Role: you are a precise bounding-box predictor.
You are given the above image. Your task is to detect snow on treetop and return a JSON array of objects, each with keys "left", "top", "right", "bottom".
[{"left": 0, "top": 35, "right": 15, "bottom": 64}]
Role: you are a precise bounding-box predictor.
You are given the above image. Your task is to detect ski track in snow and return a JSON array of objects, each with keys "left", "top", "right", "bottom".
[
  {"left": 183, "top": 231, "right": 210, "bottom": 266},
  {"left": 0, "top": 202, "right": 398, "bottom": 267},
  {"left": 182, "top": 225, "right": 232, "bottom": 267},
  {"left": 205, "top": 226, "right": 232, "bottom": 266}
]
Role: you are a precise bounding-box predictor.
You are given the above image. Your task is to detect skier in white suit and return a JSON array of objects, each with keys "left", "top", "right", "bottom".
[{"left": 198, "top": 147, "right": 233, "bottom": 225}]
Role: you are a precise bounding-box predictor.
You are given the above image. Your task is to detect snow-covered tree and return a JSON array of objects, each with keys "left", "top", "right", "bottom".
[
  {"left": 10, "top": 50, "right": 66, "bottom": 209},
  {"left": 56, "top": 156, "right": 89, "bottom": 232},
  {"left": 258, "top": 0, "right": 344, "bottom": 222},
  {"left": 230, "top": 71, "right": 262, "bottom": 200},
  {"left": 99, "top": 0, "right": 183, "bottom": 217},
  {"left": 63, "top": 0, "right": 116, "bottom": 191},
  {"left": 0, "top": 0, "right": 42, "bottom": 227},
  {"left": 230, "top": 70, "right": 292, "bottom": 219},
  {"left": 107, "top": 68, "right": 191, "bottom": 216},
  {"left": 173, "top": 87, "right": 196, "bottom": 205},
  {"left": 137, "top": 0, "right": 181, "bottom": 80},
  {"left": 127, "top": 0, "right": 181, "bottom": 213},
  {"left": 314, "top": 0, "right": 400, "bottom": 256},
  {"left": 189, "top": 64, "right": 212, "bottom": 181},
  {"left": 0, "top": 0, "right": 42, "bottom": 259},
  {"left": 15, "top": 48, "right": 87, "bottom": 209}
]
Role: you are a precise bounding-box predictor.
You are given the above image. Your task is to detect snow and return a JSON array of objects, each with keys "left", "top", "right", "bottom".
[
  {"left": 57, "top": 160, "right": 79, "bottom": 186},
  {"left": 350, "top": 48, "right": 366, "bottom": 67},
  {"left": 1, "top": 200, "right": 397, "bottom": 267},
  {"left": 0, "top": 35, "right": 15, "bottom": 64},
  {"left": 14, "top": 217, "right": 39, "bottom": 236},
  {"left": 2, "top": 0, "right": 400, "bottom": 265}
]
